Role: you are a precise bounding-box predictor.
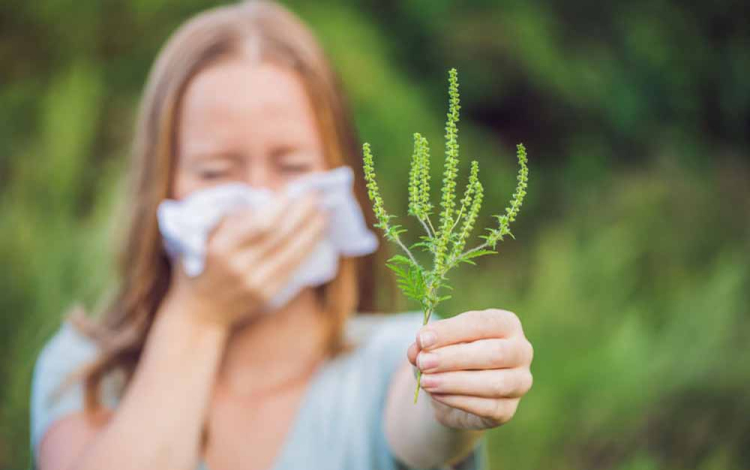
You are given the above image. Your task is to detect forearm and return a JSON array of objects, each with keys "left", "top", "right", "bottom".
[
  {"left": 384, "top": 362, "right": 484, "bottom": 468},
  {"left": 72, "top": 293, "right": 228, "bottom": 470}
]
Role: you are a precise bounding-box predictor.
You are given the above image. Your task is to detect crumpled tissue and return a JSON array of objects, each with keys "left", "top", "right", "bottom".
[{"left": 156, "top": 165, "right": 379, "bottom": 311}]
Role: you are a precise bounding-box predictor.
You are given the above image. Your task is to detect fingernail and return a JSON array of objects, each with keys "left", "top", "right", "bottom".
[
  {"left": 420, "top": 374, "right": 438, "bottom": 388},
  {"left": 417, "top": 352, "right": 438, "bottom": 371},
  {"left": 419, "top": 331, "right": 437, "bottom": 348}
]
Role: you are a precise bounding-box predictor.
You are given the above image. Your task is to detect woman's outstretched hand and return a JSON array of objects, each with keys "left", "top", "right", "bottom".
[
  {"left": 407, "top": 309, "right": 534, "bottom": 430},
  {"left": 166, "top": 190, "right": 328, "bottom": 330}
]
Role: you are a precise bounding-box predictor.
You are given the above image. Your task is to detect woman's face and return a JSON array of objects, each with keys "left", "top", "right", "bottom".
[{"left": 172, "top": 59, "right": 328, "bottom": 199}]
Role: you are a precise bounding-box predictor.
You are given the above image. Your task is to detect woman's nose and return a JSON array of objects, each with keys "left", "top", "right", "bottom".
[{"left": 245, "top": 166, "right": 280, "bottom": 191}]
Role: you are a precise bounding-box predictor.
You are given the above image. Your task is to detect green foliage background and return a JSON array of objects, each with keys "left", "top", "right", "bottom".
[{"left": 1, "top": 1, "right": 748, "bottom": 469}]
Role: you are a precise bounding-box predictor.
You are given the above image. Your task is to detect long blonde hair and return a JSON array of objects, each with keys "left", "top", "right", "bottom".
[{"left": 72, "top": 0, "right": 394, "bottom": 410}]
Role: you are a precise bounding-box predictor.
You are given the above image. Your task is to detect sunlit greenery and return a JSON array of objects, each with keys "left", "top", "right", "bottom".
[{"left": 1, "top": 1, "right": 748, "bottom": 469}]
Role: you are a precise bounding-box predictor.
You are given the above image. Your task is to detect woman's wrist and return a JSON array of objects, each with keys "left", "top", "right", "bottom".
[{"left": 158, "top": 288, "right": 231, "bottom": 346}]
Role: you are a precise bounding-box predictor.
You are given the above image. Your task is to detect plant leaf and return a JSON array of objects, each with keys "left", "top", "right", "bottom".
[
  {"left": 464, "top": 249, "right": 498, "bottom": 259},
  {"left": 387, "top": 254, "right": 414, "bottom": 266}
]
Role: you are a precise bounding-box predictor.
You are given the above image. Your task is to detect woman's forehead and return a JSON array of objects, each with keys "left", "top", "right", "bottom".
[
  {"left": 179, "top": 60, "right": 321, "bottom": 151},
  {"left": 184, "top": 60, "right": 313, "bottom": 120}
]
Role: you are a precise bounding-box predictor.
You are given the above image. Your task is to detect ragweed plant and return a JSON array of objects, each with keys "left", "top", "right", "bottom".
[{"left": 362, "top": 68, "right": 530, "bottom": 403}]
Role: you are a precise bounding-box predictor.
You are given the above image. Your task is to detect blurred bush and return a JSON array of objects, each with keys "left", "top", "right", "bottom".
[{"left": 1, "top": 0, "right": 748, "bottom": 469}]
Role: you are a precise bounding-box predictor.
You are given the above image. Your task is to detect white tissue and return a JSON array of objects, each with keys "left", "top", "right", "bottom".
[{"left": 157, "top": 165, "right": 379, "bottom": 312}]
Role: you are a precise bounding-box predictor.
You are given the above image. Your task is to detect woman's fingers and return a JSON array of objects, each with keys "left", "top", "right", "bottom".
[
  {"left": 407, "top": 341, "right": 420, "bottom": 366},
  {"left": 210, "top": 192, "right": 293, "bottom": 251},
  {"left": 250, "top": 192, "right": 323, "bottom": 256},
  {"left": 252, "top": 209, "right": 328, "bottom": 291},
  {"left": 429, "top": 394, "right": 521, "bottom": 428},
  {"left": 213, "top": 190, "right": 323, "bottom": 270},
  {"left": 419, "top": 368, "right": 533, "bottom": 399},
  {"left": 414, "top": 337, "right": 533, "bottom": 373},
  {"left": 416, "top": 309, "right": 525, "bottom": 350}
]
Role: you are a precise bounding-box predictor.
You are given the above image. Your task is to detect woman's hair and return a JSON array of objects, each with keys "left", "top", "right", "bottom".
[{"left": 71, "top": 0, "right": 395, "bottom": 410}]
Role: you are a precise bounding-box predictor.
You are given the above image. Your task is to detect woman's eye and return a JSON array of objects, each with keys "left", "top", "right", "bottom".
[
  {"left": 281, "top": 164, "right": 311, "bottom": 173},
  {"left": 199, "top": 169, "right": 230, "bottom": 180}
]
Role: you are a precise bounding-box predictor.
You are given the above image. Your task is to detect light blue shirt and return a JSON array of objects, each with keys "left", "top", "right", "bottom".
[{"left": 30, "top": 311, "right": 489, "bottom": 470}]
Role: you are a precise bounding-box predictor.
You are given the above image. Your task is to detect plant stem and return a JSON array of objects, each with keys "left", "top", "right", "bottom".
[
  {"left": 414, "top": 368, "right": 423, "bottom": 403},
  {"left": 448, "top": 205, "right": 466, "bottom": 235},
  {"left": 418, "top": 217, "right": 433, "bottom": 238},
  {"left": 414, "top": 305, "right": 433, "bottom": 403},
  {"left": 460, "top": 240, "right": 490, "bottom": 259},
  {"left": 426, "top": 215, "right": 437, "bottom": 236},
  {"left": 392, "top": 233, "right": 421, "bottom": 268}
]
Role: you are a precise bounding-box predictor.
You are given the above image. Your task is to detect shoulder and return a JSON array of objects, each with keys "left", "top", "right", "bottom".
[
  {"left": 314, "top": 311, "right": 425, "bottom": 407},
  {"left": 344, "top": 310, "right": 446, "bottom": 371},
  {"left": 321, "top": 311, "right": 445, "bottom": 469},
  {"left": 33, "top": 321, "right": 99, "bottom": 380},
  {"left": 344, "top": 310, "right": 425, "bottom": 351},
  {"left": 317, "top": 310, "right": 430, "bottom": 405},
  {"left": 30, "top": 321, "right": 113, "bottom": 456},
  {"left": 298, "top": 313, "right": 424, "bottom": 465}
]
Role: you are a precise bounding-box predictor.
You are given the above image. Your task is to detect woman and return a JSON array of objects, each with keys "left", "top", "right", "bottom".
[{"left": 30, "top": 1, "right": 534, "bottom": 469}]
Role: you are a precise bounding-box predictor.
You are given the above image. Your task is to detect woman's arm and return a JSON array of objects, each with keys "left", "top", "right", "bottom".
[
  {"left": 38, "top": 292, "right": 228, "bottom": 470},
  {"left": 37, "top": 191, "right": 328, "bottom": 470}
]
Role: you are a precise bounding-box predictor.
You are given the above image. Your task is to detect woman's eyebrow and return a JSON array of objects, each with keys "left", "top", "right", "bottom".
[
  {"left": 188, "top": 151, "right": 244, "bottom": 164},
  {"left": 269, "top": 143, "right": 299, "bottom": 159}
]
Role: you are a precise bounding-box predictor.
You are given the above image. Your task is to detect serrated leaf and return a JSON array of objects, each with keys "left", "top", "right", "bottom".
[
  {"left": 387, "top": 263, "right": 405, "bottom": 272},
  {"left": 385, "top": 264, "right": 407, "bottom": 278},
  {"left": 409, "top": 241, "right": 431, "bottom": 249},
  {"left": 387, "top": 254, "right": 414, "bottom": 266},
  {"left": 464, "top": 249, "right": 498, "bottom": 259}
]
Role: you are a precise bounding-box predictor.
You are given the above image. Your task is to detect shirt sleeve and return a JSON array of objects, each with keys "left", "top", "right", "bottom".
[
  {"left": 365, "top": 311, "right": 490, "bottom": 470},
  {"left": 29, "top": 322, "right": 99, "bottom": 461}
]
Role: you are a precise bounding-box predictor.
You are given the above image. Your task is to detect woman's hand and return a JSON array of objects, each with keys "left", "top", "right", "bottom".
[
  {"left": 166, "top": 190, "right": 329, "bottom": 330},
  {"left": 407, "top": 308, "right": 534, "bottom": 430}
]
